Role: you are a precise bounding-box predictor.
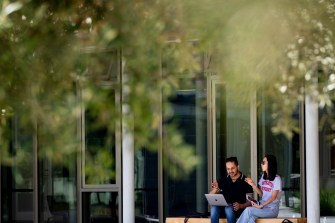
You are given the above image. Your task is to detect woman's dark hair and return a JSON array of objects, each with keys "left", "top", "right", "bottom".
[{"left": 263, "top": 154, "right": 277, "bottom": 181}]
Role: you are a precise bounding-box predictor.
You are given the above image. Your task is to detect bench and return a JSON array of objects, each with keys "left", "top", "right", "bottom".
[{"left": 166, "top": 217, "right": 307, "bottom": 223}]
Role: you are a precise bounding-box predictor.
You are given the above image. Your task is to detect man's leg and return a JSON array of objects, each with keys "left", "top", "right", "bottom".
[
  {"left": 210, "top": 205, "right": 220, "bottom": 223},
  {"left": 224, "top": 205, "right": 236, "bottom": 223}
]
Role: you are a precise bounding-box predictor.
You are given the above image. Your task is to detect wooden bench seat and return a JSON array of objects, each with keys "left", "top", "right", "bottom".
[{"left": 166, "top": 217, "right": 307, "bottom": 223}]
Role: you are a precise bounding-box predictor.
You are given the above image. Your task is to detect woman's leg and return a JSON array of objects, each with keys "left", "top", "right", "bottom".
[
  {"left": 236, "top": 206, "right": 278, "bottom": 223},
  {"left": 236, "top": 207, "right": 255, "bottom": 223}
]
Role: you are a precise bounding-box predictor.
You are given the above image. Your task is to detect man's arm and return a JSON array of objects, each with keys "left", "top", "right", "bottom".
[
  {"left": 232, "top": 193, "right": 252, "bottom": 211},
  {"left": 209, "top": 180, "right": 222, "bottom": 194},
  {"left": 209, "top": 187, "right": 220, "bottom": 194}
]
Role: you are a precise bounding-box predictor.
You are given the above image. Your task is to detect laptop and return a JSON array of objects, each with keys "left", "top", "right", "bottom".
[{"left": 205, "top": 194, "right": 229, "bottom": 206}]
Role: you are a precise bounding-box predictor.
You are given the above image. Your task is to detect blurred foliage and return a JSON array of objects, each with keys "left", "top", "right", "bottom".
[
  {"left": 295, "top": 188, "right": 335, "bottom": 216},
  {"left": 0, "top": 0, "right": 215, "bottom": 180},
  {"left": 213, "top": 0, "right": 335, "bottom": 139},
  {"left": 320, "top": 189, "right": 335, "bottom": 216},
  {"left": 292, "top": 188, "right": 335, "bottom": 216},
  {"left": 1, "top": 0, "right": 335, "bottom": 181}
]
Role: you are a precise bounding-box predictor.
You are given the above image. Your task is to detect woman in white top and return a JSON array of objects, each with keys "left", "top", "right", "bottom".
[{"left": 237, "top": 155, "right": 282, "bottom": 223}]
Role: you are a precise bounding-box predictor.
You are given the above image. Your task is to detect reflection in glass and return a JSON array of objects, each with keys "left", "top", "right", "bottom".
[
  {"left": 82, "top": 192, "right": 118, "bottom": 223},
  {"left": 164, "top": 78, "right": 208, "bottom": 217},
  {"left": 1, "top": 114, "right": 34, "bottom": 223},
  {"left": 215, "top": 83, "right": 226, "bottom": 178},
  {"left": 257, "top": 92, "right": 301, "bottom": 217},
  {"left": 39, "top": 157, "right": 77, "bottom": 223},
  {"left": 135, "top": 149, "right": 158, "bottom": 220},
  {"left": 332, "top": 146, "right": 335, "bottom": 175},
  {"left": 84, "top": 87, "right": 116, "bottom": 185},
  {"left": 215, "top": 84, "right": 251, "bottom": 178}
]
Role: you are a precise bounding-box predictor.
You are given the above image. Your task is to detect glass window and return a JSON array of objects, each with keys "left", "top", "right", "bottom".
[
  {"left": 257, "top": 91, "right": 302, "bottom": 217},
  {"left": 163, "top": 76, "right": 208, "bottom": 217},
  {"left": 82, "top": 49, "right": 119, "bottom": 187},
  {"left": 331, "top": 146, "right": 335, "bottom": 176},
  {"left": 214, "top": 82, "right": 251, "bottom": 178},
  {"left": 134, "top": 149, "right": 158, "bottom": 220},
  {"left": 1, "top": 114, "right": 34, "bottom": 223},
  {"left": 319, "top": 109, "right": 335, "bottom": 217},
  {"left": 82, "top": 192, "right": 119, "bottom": 223},
  {"left": 80, "top": 49, "right": 121, "bottom": 222},
  {"left": 38, "top": 157, "right": 77, "bottom": 223},
  {"left": 319, "top": 110, "right": 335, "bottom": 177},
  {"left": 84, "top": 87, "right": 116, "bottom": 186}
]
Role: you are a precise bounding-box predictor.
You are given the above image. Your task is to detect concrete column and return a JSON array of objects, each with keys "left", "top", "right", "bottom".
[
  {"left": 122, "top": 67, "right": 135, "bottom": 223},
  {"left": 305, "top": 96, "right": 320, "bottom": 222},
  {"left": 122, "top": 111, "right": 134, "bottom": 223}
]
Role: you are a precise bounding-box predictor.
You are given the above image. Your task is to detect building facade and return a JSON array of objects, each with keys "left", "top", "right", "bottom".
[{"left": 0, "top": 51, "right": 335, "bottom": 223}]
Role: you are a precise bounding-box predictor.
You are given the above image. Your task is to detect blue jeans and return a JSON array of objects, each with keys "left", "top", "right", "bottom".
[
  {"left": 211, "top": 205, "right": 236, "bottom": 223},
  {"left": 236, "top": 205, "right": 279, "bottom": 223}
]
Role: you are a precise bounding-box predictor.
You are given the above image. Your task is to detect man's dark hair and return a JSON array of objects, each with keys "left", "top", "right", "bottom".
[
  {"left": 225, "top": 157, "right": 238, "bottom": 166},
  {"left": 263, "top": 154, "right": 278, "bottom": 181}
]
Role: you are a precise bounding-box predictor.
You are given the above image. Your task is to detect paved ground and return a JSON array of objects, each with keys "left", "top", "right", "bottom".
[{"left": 320, "top": 217, "right": 335, "bottom": 223}]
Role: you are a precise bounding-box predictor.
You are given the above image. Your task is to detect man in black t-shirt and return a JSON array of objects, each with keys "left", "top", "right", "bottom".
[{"left": 209, "top": 157, "right": 253, "bottom": 223}]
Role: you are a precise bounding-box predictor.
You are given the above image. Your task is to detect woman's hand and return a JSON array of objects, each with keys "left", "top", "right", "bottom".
[
  {"left": 245, "top": 177, "right": 256, "bottom": 188},
  {"left": 251, "top": 201, "right": 263, "bottom": 209}
]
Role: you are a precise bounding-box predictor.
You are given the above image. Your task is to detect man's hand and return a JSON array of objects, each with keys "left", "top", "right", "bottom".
[
  {"left": 209, "top": 181, "right": 221, "bottom": 194},
  {"left": 232, "top": 202, "right": 241, "bottom": 211},
  {"left": 212, "top": 181, "right": 219, "bottom": 188}
]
